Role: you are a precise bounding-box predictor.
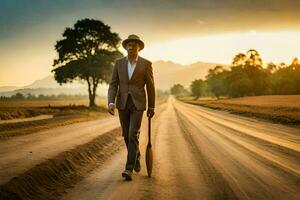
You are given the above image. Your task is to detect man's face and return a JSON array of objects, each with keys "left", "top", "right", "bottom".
[{"left": 126, "top": 41, "right": 140, "bottom": 56}]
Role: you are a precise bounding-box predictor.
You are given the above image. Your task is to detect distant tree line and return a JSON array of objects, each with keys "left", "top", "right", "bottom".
[
  {"left": 157, "top": 89, "right": 170, "bottom": 97},
  {"left": 0, "top": 93, "right": 89, "bottom": 100},
  {"left": 171, "top": 49, "right": 300, "bottom": 99},
  {"left": 170, "top": 84, "right": 190, "bottom": 97}
]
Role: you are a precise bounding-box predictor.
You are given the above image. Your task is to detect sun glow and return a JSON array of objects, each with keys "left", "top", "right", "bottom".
[{"left": 141, "top": 31, "right": 300, "bottom": 65}]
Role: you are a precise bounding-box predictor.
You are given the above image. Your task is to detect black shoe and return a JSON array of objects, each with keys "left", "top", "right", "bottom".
[
  {"left": 122, "top": 170, "right": 132, "bottom": 181},
  {"left": 134, "top": 159, "right": 141, "bottom": 173}
]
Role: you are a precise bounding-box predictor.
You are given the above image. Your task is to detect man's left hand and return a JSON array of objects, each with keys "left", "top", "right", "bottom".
[{"left": 147, "top": 108, "right": 155, "bottom": 118}]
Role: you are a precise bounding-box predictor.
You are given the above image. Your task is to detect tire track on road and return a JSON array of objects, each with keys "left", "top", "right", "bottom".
[
  {"left": 175, "top": 99, "right": 300, "bottom": 199},
  {"left": 174, "top": 108, "right": 239, "bottom": 200},
  {"left": 177, "top": 101, "right": 300, "bottom": 178}
]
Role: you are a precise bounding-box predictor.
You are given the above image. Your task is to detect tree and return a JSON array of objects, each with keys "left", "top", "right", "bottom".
[
  {"left": 271, "top": 57, "right": 300, "bottom": 94},
  {"left": 204, "top": 50, "right": 300, "bottom": 97},
  {"left": 11, "top": 92, "right": 25, "bottom": 100},
  {"left": 190, "top": 79, "right": 207, "bottom": 100},
  {"left": 225, "top": 66, "right": 254, "bottom": 97},
  {"left": 52, "top": 18, "right": 122, "bottom": 107},
  {"left": 38, "top": 94, "right": 46, "bottom": 99},
  {"left": 225, "top": 49, "right": 269, "bottom": 97},
  {"left": 266, "top": 62, "right": 278, "bottom": 74},
  {"left": 246, "top": 49, "right": 263, "bottom": 67},
  {"left": 26, "top": 93, "right": 36, "bottom": 99},
  {"left": 170, "top": 84, "right": 188, "bottom": 97},
  {"left": 291, "top": 57, "right": 299, "bottom": 66},
  {"left": 232, "top": 49, "right": 262, "bottom": 68},
  {"left": 232, "top": 53, "right": 247, "bottom": 66},
  {"left": 206, "top": 65, "right": 228, "bottom": 99}
]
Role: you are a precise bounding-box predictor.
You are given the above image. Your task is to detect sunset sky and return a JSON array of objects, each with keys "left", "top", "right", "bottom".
[{"left": 1, "top": 0, "right": 300, "bottom": 87}]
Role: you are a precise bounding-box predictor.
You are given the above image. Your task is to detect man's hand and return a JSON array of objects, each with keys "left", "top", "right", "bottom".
[
  {"left": 108, "top": 103, "right": 115, "bottom": 115},
  {"left": 147, "top": 108, "right": 155, "bottom": 118}
]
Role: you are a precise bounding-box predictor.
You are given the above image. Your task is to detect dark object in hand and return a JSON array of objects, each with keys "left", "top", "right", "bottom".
[{"left": 147, "top": 109, "right": 155, "bottom": 118}]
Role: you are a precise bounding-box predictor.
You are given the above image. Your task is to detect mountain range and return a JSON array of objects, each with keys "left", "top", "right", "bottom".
[
  {"left": 0, "top": 60, "right": 222, "bottom": 97},
  {"left": 152, "top": 60, "right": 220, "bottom": 90}
]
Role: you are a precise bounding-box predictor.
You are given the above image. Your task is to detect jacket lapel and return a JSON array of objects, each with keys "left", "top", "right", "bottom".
[
  {"left": 122, "top": 57, "right": 129, "bottom": 82},
  {"left": 122, "top": 56, "right": 141, "bottom": 82},
  {"left": 130, "top": 57, "right": 141, "bottom": 81}
]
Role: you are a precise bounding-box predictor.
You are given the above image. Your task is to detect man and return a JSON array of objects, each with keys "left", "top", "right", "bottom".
[{"left": 107, "top": 34, "right": 155, "bottom": 181}]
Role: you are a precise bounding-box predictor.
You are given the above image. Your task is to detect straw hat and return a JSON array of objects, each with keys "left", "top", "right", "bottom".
[{"left": 122, "top": 34, "right": 144, "bottom": 50}]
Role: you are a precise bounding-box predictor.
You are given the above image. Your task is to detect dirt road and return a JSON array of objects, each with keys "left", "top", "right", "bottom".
[
  {"left": 0, "top": 116, "right": 119, "bottom": 185},
  {"left": 62, "top": 96, "right": 300, "bottom": 200}
]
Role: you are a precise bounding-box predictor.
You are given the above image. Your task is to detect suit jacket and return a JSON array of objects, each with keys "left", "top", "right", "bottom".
[{"left": 107, "top": 56, "right": 155, "bottom": 111}]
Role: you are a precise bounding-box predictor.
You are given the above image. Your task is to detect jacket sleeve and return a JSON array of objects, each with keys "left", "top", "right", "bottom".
[
  {"left": 107, "top": 60, "right": 119, "bottom": 105},
  {"left": 145, "top": 62, "right": 155, "bottom": 110}
]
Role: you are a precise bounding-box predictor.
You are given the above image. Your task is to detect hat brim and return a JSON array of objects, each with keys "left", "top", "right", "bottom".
[{"left": 122, "top": 39, "right": 144, "bottom": 51}]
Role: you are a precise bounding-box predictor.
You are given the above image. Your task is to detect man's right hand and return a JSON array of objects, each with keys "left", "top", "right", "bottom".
[{"left": 108, "top": 103, "right": 115, "bottom": 115}]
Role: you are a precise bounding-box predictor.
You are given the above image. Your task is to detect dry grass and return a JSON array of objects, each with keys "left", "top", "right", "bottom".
[
  {"left": 178, "top": 95, "right": 300, "bottom": 125},
  {"left": 0, "top": 97, "right": 109, "bottom": 138},
  {"left": 215, "top": 95, "right": 300, "bottom": 107},
  {"left": 0, "top": 97, "right": 107, "bottom": 120},
  {"left": 0, "top": 112, "right": 110, "bottom": 138},
  {"left": 0, "top": 97, "right": 107, "bottom": 108}
]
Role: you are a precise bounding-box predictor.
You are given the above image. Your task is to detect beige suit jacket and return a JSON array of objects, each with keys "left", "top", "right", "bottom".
[{"left": 107, "top": 56, "right": 155, "bottom": 111}]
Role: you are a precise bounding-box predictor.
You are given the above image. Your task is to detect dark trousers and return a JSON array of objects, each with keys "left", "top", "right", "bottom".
[{"left": 118, "top": 94, "right": 144, "bottom": 171}]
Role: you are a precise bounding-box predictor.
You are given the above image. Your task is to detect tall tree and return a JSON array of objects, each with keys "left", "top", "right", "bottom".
[
  {"left": 206, "top": 65, "right": 228, "bottom": 99},
  {"left": 170, "top": 84, "right": 188, "bottom": 97},
  {"left": 246, "top": 49, "right": 263, "bottom": 67},
  {"left": 190, "top": 79, "right": 207, "bottom": 100},
  {"left": 266, "top": 62, "right": 278, "bottom": 74},
  {"left": 227, "top": 49, "right": 269, "bottom": 97},
  {"left": 52, "top": 18, "right": 122, "bottom": 107},
  {"left": 272, "top": 57, "right": 300, "bottom": 94},
  {"left": 232, "top": 49, "right": 263, "bottom": 68},
  {"left": 291, "top": 57, "right": 300, "bottom": 66},
  {"left": 232, "top": 53, "right": 247, "bottom": 66}
]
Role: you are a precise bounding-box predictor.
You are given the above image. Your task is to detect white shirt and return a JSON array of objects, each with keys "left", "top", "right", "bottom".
[
  {"left": 127, "top": 55, "right": 138, "bottom": 80},
  {"left": 109, "top": 56, "right": 138, "bottom": 107}
]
